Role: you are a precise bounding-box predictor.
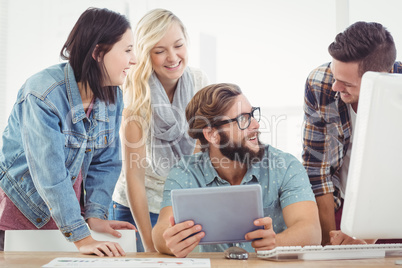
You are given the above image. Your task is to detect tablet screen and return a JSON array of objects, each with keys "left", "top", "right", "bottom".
[{"left": 171, "top": 184, "right": 264, "bottom": 245}]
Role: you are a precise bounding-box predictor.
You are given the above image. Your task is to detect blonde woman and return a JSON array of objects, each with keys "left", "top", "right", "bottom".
[{"left": 109, "top": 9, "right": 209, "bottom": 252}]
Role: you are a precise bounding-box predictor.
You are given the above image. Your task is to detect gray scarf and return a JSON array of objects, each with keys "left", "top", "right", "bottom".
[{"left": 149, "top": 68, "right": 196, "bottom": 177}]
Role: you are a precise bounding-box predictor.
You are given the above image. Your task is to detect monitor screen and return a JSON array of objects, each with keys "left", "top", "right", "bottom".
[{"left": 341, "top": 71, "right": 402, "bottom": 239}]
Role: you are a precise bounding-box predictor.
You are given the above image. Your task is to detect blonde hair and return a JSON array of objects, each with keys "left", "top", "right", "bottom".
[{"left": 124, "top": 9, "right": 188, "bottom": 132}]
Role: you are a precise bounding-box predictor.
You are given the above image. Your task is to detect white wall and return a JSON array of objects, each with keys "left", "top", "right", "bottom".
[
  {"left": 349, "top": 0, "right": 402, "bottom": 57},
  {"left": 0, "top": 0, "right": 401, "bottom": 159},
  {"left": 129, "top": 0, "right": 336, "bottom": 108},
  {"left": 0, "top": 0, "right": 130, "bottom": 140}
]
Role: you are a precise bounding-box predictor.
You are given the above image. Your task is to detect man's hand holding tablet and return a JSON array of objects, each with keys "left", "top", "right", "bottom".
[
  {"left": 160, "top": 185, "right": 279, "bottom": 256},
  {"left": 162, "top": 215, "right": 206, "bottom": 258}
]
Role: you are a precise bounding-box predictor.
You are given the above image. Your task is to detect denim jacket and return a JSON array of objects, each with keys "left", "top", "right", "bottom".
[{"left": 0, "top": 63, "right": 123, "bottom": 242}]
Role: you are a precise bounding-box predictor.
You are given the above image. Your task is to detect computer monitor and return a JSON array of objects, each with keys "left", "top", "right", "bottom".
[{"left": 341, "top": 71, "right": 402, "bottom": 239}]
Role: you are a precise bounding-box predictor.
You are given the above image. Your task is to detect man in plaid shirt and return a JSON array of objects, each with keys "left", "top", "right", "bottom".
[{"left": 302, "top": 21, "right": 402, "bottom": 245}]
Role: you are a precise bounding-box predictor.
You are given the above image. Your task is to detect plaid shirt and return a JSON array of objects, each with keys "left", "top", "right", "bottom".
[{"left": 302, "top": 61, "right": 402, "bottom": 209}]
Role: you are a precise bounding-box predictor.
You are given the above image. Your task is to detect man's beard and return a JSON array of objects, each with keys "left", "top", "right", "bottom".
[{"left": 218, "top": 131, "right": 265, "bottom": 166}]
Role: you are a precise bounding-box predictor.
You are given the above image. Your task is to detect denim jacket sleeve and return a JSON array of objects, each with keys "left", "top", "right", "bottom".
[
  {"left": 83, "top": 102, "right": 123, "bottom": 221},
  {"left": 20, "top": 93, "right": 91, "bottom": 242}
]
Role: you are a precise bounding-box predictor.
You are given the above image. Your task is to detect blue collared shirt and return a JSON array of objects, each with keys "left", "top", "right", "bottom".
[
  {"left": 161, "top": 145, "right": 315, "bottom": 252},
  {"left": 0, "top": 63, "right": 123, "bottom": 242}
]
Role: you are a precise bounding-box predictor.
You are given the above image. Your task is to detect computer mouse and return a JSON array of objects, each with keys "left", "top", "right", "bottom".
[{"left": 224, "top": 246, "right": 249, "bottom": 260}]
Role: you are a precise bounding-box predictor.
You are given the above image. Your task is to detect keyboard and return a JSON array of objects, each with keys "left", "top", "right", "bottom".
[{"left": 257, "top": 243, "right": 402, "bottom": 261}]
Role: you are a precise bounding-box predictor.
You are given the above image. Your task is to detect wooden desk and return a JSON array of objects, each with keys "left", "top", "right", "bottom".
[{"left": 1, "top": 251, "right": 401, "bottom": 267}]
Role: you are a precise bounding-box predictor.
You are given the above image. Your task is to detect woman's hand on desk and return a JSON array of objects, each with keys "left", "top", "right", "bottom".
[
  {"left": 245, "top": 217, "right": 276, "bottom": 251},
  {"left": 74, "top": 235, "right": 125, "bottom": 257},
  {"left": 162, "top": 216, "right": 205, "bottom": 258},
  {"left": 87, "top": 217, "right": 137, "bottom": 238}
]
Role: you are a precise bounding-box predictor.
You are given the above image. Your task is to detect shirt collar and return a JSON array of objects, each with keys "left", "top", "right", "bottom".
[
  {"left": 64, "top": 63, "right": 108, "bottom": 124},
  {"left": 200, "top": 151, "right": 220, "bottom": 185},
  {"left": 201, "top": 150, "right": 261, "bottom": 186},
  {"left": 241, "top": 161, "right": 261, "bottom": 184},
  {"left": 91, "top": 98, "right": 109, "bottom": 122}
]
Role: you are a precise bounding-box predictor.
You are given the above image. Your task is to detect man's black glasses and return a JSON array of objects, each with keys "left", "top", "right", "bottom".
[{"left": 212, "top": 107, "right": 261, "bottom": 130}]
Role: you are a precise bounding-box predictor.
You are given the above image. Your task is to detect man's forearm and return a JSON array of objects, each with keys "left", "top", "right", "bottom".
[
  {"left": 152, "top": 221, "right": 174, "bottom": 255},
  {"left": 276, "top": 220, "right": 321, "bottom": 246},
  {"left": 316, "top": 193, "right": 336, "bottom": 245}
]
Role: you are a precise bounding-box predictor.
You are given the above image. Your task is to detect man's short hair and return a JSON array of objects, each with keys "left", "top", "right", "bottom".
[
  {"left": 328, "top": 21, "right": 396, "bottom": 76},
  {"left": 186, "top": 83, "right": 242, "bottom": 151}
]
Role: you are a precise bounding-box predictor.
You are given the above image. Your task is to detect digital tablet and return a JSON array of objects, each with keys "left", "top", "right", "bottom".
[{"left": 171, "top": 184, "right": 264, "bottom": 245}]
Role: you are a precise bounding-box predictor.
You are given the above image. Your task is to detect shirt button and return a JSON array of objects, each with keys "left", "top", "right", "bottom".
[
  {"left": 85, "top": 148, "right": 91, "bottom": 153},
  {"left": 71, "top": 176, "right": 76, "bottom": 180},
  {"left": 64, "top": 232, "right": 72, "bottom": 237},
  {"left": 36, "top": 218, "right": 42, "bottom": 223}
]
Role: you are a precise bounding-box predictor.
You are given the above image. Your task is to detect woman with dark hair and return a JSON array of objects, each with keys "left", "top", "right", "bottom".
[{"left": 0, "top": 7, "right": 137, "bottom": 256}]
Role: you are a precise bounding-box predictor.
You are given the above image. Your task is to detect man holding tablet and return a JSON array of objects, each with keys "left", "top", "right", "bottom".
[{"left": 152, "top": 83, "right": 321, "bottom": 257}]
